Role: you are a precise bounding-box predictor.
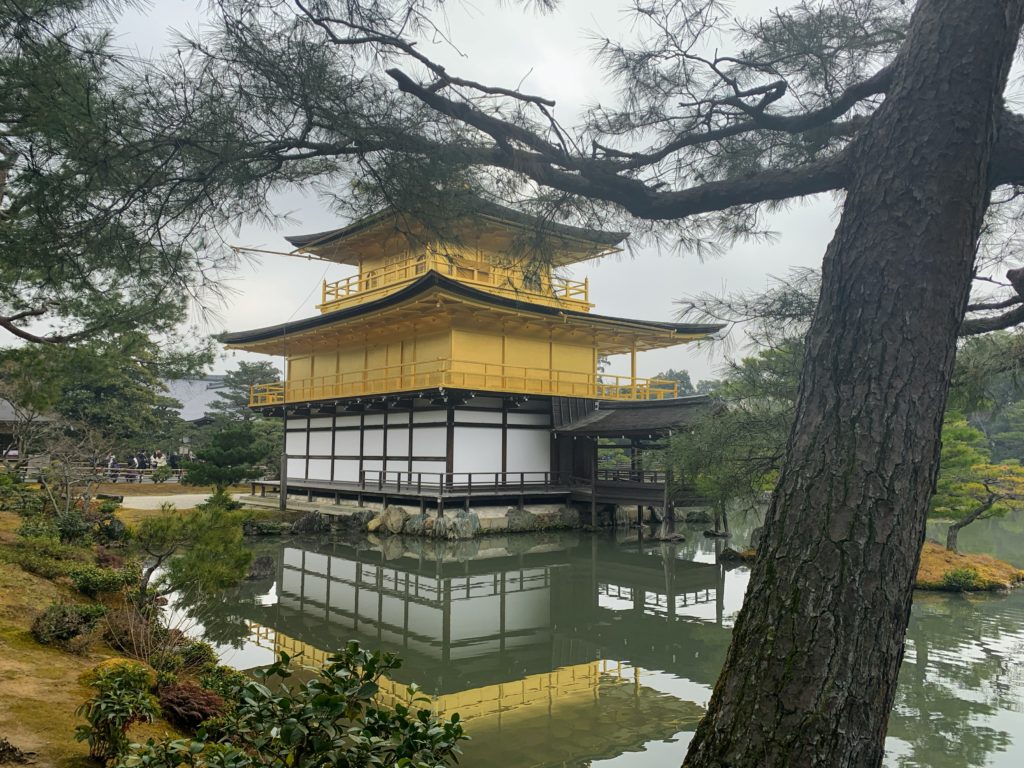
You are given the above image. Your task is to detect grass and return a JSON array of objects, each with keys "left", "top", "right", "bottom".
[
  {"left": 0, "top": 509, "right": 181, "bottom": 766},
  {"left": 915, "top": 540, "right": 1024, "bottom": 591}
]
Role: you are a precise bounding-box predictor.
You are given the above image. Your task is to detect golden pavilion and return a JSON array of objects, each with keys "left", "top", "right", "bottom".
[{"left": 223, "top": 200, "right": 720, "bottom": 511}]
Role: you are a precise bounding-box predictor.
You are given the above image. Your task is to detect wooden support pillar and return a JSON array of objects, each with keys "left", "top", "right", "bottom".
[{"left": 630, "top": 339, "right": 637, "bottom": 399}]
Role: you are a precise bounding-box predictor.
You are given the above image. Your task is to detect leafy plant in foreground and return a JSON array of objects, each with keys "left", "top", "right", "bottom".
[
  {"left": 119, "top": 644, "right": 466, "bottom": 768},
  {"left": 76, "top": 661, "right": 158, "bottom": 761}
]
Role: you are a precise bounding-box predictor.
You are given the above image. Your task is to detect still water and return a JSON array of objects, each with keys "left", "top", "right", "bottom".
[{"left": 178, "top": 516, "right": 1024, "bottom": 767}]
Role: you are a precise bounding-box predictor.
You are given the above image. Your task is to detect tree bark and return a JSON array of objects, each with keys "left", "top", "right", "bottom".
[{"left": 683, "top": 1, "right": 1024, "bottom": 766}]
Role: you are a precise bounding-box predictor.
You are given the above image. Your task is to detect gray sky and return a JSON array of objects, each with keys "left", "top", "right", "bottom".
[{"left": 118, "top": 0, "right": 833, "bottom": 382}]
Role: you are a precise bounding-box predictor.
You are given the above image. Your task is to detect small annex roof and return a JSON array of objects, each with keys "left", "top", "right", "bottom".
[
  {"left": 285, "top": 198, "right": 628, "bottom": 267},
  {"left": 220, "top": 272, "right": 723, "bottom": 355},
  {"left": 555, "top": 395, "right": 717, "bottom": 437}
]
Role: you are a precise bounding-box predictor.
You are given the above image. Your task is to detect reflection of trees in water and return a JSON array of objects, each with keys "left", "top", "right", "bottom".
[
  {"left": 887, "top": 593, "right": 1024, "bottom": 767},
  {"left": 174, "top": 539, "right": 282, "bottom": 649}
]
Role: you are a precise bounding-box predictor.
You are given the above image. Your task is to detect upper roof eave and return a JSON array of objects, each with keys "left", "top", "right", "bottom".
[
  {"left": 285, "top": 200, "right": 628, "bottom": 254},
  {"left": 220, "top": 272, "right": 723, "bottom": 347}
]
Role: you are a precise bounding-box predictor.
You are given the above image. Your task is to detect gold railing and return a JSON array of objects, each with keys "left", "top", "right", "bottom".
[
  {"left": 319, "top": 253, "right": 590, "bottom": 313},
  {"left": 249, "top": 360, "right": 677, "bottom": 405}
]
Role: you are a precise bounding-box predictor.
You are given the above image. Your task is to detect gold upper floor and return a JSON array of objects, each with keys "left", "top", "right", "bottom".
[{"left": 319, "top": 246, "right": 591, "bottom": 313}]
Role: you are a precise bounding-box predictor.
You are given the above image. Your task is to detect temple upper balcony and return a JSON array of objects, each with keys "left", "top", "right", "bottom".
[
  {"left": 285, "top": 201, "right": 623, "bottom": 315},
  {"left": 317, "top": 247, "right": 591, "bottom": 313}
]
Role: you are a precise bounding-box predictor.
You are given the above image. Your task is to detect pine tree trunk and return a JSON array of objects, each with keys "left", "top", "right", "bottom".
[
  {"left": 945, "top": 523, "right": 961, "bottom": 554},
  {"left": 945, "top": 497, "right": 996, "bottom": 553},
  {"left": 683, "top": 1, "right": 1024, "bottom": 766}
]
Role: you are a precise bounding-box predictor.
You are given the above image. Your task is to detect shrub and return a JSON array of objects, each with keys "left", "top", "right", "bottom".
[
  {"left": 942, "top": 566, "right": 984, "bottom": 591},
  {"left": 148, "top": 650, "right": 184, "bottom": 676},
  {"left": 179, "top": 640, "right": 218, "bottom": 673},
  {"left": 76, "top": 660, "right": 158, "bottom": 761},
  {"left": 158, "top": 683, "right": 226, "bottom": 731},
  {"left": 16, "top": 514, "right": 59, "bottom": 539},
  {"left": 198, "top": 666, "right": 250, "bottom": 702},
  {"left": 121, "top": 644, "right": 466, "bottom": 768},
  {"left": 69, "top": 562, "right": 139, "bottom": 597},
  {"left": 10, "top": 537, "right": 90, "bottom": 580},
  {"left": 150, "top": 466, "right": 173, "bottom": 484},
  {"left": 31, "top": 602, "right": 107, "bottom": 651},
  {"left": 87, "top": 504, "right": 130, "bottom": 545},
  {"left": 0, "top": 475, "right": 46, "bottom": 516}
]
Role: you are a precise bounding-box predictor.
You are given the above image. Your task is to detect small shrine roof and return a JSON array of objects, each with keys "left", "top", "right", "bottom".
[{"left": 555, "top": 395, "right": 718, "bottom": 436}]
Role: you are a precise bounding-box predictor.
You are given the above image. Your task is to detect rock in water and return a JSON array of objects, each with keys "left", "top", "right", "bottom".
[
  {"left": 366, "top": 516, "right": 384, "bottom": 533},
  {"left": 506, "top": 508, "right": 539, "bottom": 532},
  {"left": 291, "top": 511, "right": 330, "bottom": 535},
  {"left": 703, "top": 529, "right": 731, "bottom": 539},
  {"left": 444, "top": 510, "right": 481, "bottom": 539},
  {"left": 684, "top": 508, "right": 713, "bottom": 524},
  {"left": 403, "top": 514, "right": 428, "bottom": 535},
  {"left": 381, "top": 505, "right": 409, "bottom": 534}
]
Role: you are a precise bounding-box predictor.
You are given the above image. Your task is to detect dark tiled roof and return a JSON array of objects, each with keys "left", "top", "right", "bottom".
[
  {"left": 555, "top": 395, "right": 717, "bottom": 436},
  {"left": 286, "top": 198, "right": 627, "bottom": 250}
]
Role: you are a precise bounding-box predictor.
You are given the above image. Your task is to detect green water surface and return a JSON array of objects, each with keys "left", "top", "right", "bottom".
[{"left": 178, "top": 516, "right": 1024, "bottom": 768}]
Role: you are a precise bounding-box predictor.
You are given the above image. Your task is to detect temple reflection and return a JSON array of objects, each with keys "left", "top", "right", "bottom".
[{"left": 223, "top": 530, "right": 744, "bottom": 766}]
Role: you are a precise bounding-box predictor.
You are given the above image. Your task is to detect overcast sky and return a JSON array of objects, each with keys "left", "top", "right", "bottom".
[{"left": 117, "top": 0, "right": 834, "bottom": 382}]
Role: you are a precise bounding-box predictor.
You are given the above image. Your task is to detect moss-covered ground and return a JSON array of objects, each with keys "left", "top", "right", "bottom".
[
  {"left": 0, "top": 510, "right": 180, "bottom": 767},
  {"left": 915, "top": 539, "right": 1024, "bottom": 591}
]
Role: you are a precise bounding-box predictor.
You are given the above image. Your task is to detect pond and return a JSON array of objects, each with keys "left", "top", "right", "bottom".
[{"left": 175, "top": 515, "right": 1024, "bottom": 768}]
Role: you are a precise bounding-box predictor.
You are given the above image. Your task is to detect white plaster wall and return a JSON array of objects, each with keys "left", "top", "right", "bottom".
[
  {"left": 506, "top": 429, "right": 551, "bottom": 474},
  {"left": 285, "top": 432, "right": 306, "bottom": 454},
  {"left": 386, "top": 427, "right": 410, "bottom": 456},
  {"left": 334, "top": 431, "right": 360, "bottom": 456},
  {"left": 333, "top": 459, "right": 360, "bottom": 482},
  {"left": 412, "top": 408, "right": 446, "bottom": 423},
  {"left": 286, "top": 418, "right": 308, "bottom": 430},
  {"left": 363, "top": 414, "right": 385, "bottom": 426},
  {"left": 452, "top": 426, "right": 503, "bottom": 474},
  {"left": 286, "top": 458, "right": 306, "bottom": 479},
  {"left": 363, "top": 428, "right": 383, "bottom": 454},
  {"left": 412, "top": 427, "right": 445, "bottom": 456},
  {"left": 308, "top": 432, "right": 332, "bottom": 455},
  {"left": 307, "top": 459, "right": 331, "bottom": 481},
  {"left": 335, "top": 414, "right": 361, "bottom": 428},
  {"left": 309, "top": 416, "right": 333, "bottom": 429},
  {"left": 454, "top": 409, "right": 501, "bottom": 424},
  {"left": 410, "top": 460, "right": 446, "bottom": 480}
]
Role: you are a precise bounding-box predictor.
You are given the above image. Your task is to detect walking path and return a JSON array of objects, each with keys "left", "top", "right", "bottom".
[{"left": 118, "top": 493, "right": 243, "bottom": 510}]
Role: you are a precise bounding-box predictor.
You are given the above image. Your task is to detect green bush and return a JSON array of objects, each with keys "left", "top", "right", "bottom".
[
  {"left": 0, "top": 474, "right": 46, "bottom": 516},
  {"left": 150, "top": 466, "right": 173, "bottom": 484},
  {"left": 9, "top": 537, "right": 91, "bottom": 580},
  {"left": 942, "top": 566, "right": 984, "bottom": 591},
  {"left": 69, "top": 562, "right": 140, "bottom": 597},
  {"left": 16, "top": 513, "right": 59, "bottom": 539},
  {"left": 76, "top": 660, "right": 159, "bottom": 761},
  {"left": 119, "top": 644, "right": 466, "bottom": 768},
  {"left": 31, "top": 602, "right": 107, "bottom": 651},
  {"left": 179, "top": 639, "right": 218, "bottom": 673},
  {"left": 87, "top": 502, "right": 130, "bottom": 544},
  {"left": 197, "top": 666, "right": 250, "bottom": 702}
]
